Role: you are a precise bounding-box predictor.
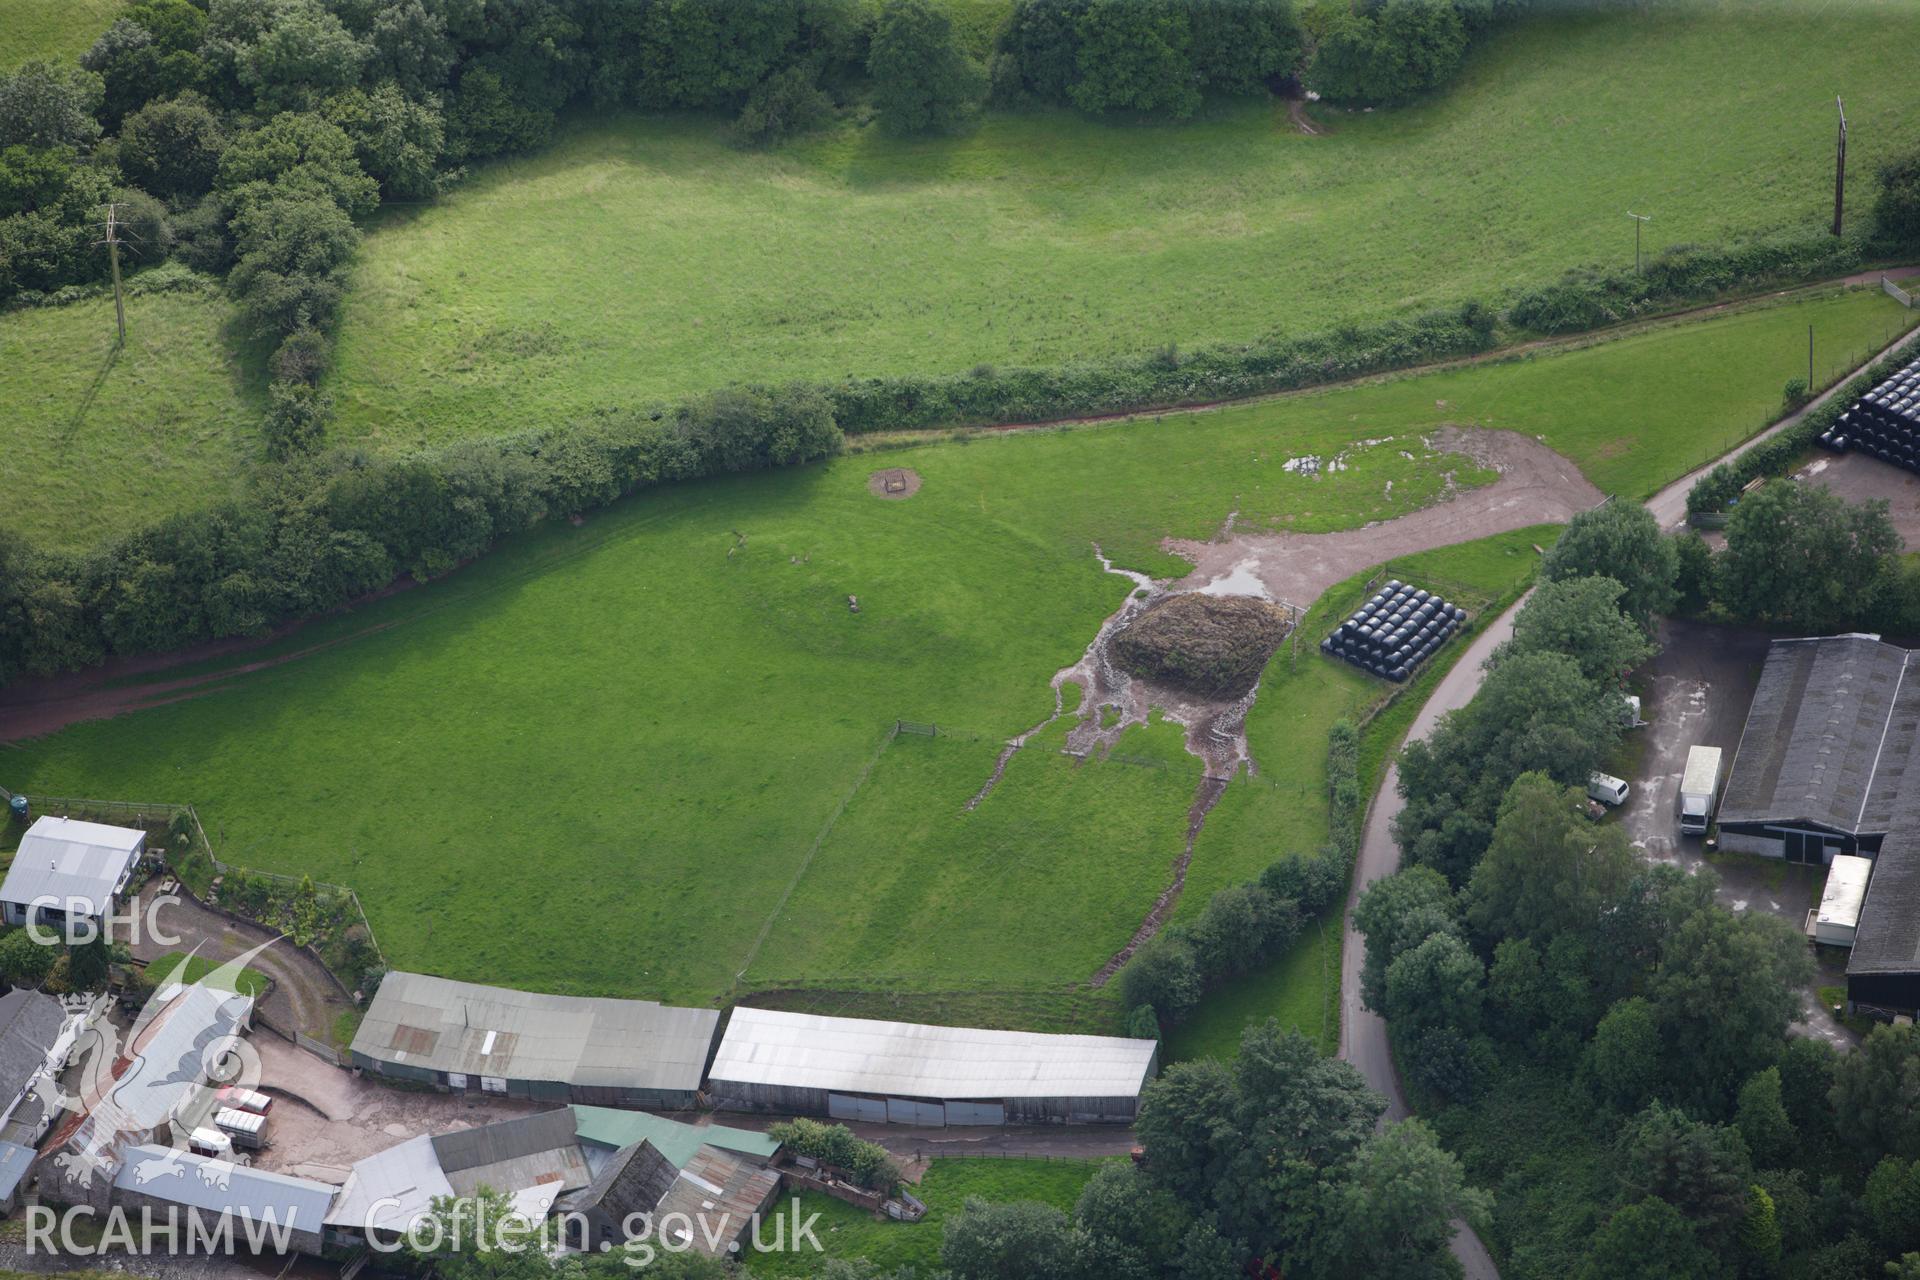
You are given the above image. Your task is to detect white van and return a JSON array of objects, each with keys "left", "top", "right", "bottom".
[{"left": 1587, "top": 772, "right": 1630, "bottom": 807}]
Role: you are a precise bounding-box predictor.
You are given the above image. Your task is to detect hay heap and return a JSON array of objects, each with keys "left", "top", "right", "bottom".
[{"left": 1111, "top": 593, "right": 1293, "bottom": 697}]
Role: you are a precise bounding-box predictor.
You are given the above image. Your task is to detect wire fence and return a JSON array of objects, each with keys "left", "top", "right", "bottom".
[{"left": 3, "top": 786, "right": 385, "bottom": 970}]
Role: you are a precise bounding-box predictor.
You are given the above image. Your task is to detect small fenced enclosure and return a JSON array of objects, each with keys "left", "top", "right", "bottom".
[
  {"left": 1886, "top": 274, "right": 1914, "bottom": 309},
  {"left": 0, "top": 782, "right": 385, "bottom": 998},
  {"left": 894, "top": 720, "right": 939, "bottom": 737}
]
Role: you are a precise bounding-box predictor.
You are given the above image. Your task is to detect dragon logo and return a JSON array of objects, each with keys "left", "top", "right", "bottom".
[{"left": 36, "top": 938, "right": 279, "bottom": 1191}]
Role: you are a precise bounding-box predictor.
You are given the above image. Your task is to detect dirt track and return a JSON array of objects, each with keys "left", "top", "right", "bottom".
[{"left": 1167, "top": 426, "right": 1603, "bottom": 609}]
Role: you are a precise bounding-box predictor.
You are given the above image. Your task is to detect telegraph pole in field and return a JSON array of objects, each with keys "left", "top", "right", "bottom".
[
  {"left": 1627, "top": 211, "right": 1652, "bottom": 273},
  {"left": 1833, "top": 96, "right": 1848, "bottom": 237},
  {"left": 97, "top": 203, "right": 128, "bottom": 346}
]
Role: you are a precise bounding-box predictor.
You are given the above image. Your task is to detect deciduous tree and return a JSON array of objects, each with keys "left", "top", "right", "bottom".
[
  {"left": 870, "top": 0, "right": 987, "bottom": 135},
  {"left": 1542, "top": 501, "right": 1679, "bottom": 631}
]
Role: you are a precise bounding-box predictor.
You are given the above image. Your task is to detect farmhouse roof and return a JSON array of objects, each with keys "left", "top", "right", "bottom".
[
  {"left": 109, "top": 983, "right": 253, "bottom": 1132},
  {"left": 0, "top": 816, "right": 144, "bottom": 917},
  {"left": 114, "top": 1145, "right": 336, "bottom": 1233},
  {"left": 351, "top": 972, "right": 718, "bottom": 1094},
  {"left": 1720, "top": 635, "right": 1920, "bottom": 835},
  {"left": 325, "top": 1134, "right": 455, "bottom": 1234},
  {"left": 0, "top": 989, "right": 65, "bottom": 1104},
  {"left": 570, "top": 1105, "right": 778, "bottom": 1170},
  {"left": 709, "top": 1007, "right": 1159, "bottom": 1101}
]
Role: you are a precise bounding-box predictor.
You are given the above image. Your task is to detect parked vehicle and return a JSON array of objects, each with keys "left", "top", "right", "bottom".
[
  {"left": 1588, "top": 772, "right": 1630, "bottom": 807},
  {"left": 1678, "top": 745, "right": 1724, "bottom": 836}
]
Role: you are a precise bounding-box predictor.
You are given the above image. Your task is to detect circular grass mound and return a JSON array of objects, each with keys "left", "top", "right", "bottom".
[{"left": 1111, "top": 593, "right": 1293, "bottom": 698}]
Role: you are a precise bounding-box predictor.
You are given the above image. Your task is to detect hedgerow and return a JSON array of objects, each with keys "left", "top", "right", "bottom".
[
  {"left": 1508, "top": 232, "right": 1865, "bottom": 335},
  {"left": 1686, "top": 324, "right": 1920, "bottom": 517},
  {"left": 1118, "top": 718, "right": 1356, "bottom": 1030},
  {"left": 827, "top": 303, "right": 1497, "bottom": 432},
  {"left": 0, "top": 385, "right": 841, "bottom": 684}
]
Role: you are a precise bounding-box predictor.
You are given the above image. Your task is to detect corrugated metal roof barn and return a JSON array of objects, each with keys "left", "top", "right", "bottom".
[
  {"left": 707, "top": 1007, "right": 1159, "bottom": 1125},
  {"left": 349, "top": 972, "right": 719, "bottom": 1107}
]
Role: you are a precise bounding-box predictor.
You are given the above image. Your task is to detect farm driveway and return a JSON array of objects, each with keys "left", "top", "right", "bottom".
[
  {"left": 1645, "top": 307, "right": 1920, "bottom": 532},
  {"left": 1798, "top": 450, "right": 1920, "bottom": 550},
  {"left": 1343, "top": 593, "right": 1518, "bottom": 1280},
  {"left": 248, "top": 1034, "right": 540, "bottom": 1180},
  {"left": 1618, "top": 619, "right": 1858, "bottom": 1051},
  {"left": 1166, "top": 427, "right": 1601, "bottom": 610},
  {"left": 129, "top": 880, "right": 353, "bottom": 1047}
]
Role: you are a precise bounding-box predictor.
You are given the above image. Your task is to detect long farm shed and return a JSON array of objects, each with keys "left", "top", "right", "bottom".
[
  {"left": 349, "top": 972, "right": 719, "bottom": 1107},
  {"left": 706, "top": 1007, "right": 1159, "bottom": 1125}
]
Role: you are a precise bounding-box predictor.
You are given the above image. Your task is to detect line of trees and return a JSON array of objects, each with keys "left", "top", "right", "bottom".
[
  {"left": 1118, "top": 717, "right": 1358, "bottom": 1032},
  {"left": 1366, "top": 500, "right": 1920, "bottom": 1277},
  {"left": 990, "top": 0, "right": 1529, "bottom": 118},
  {"left": 0, "top": 384, "right": 841, "bottom": 684},
  {"left": 935, "top": 1021, "right": 1483, "bottom": 1279}
]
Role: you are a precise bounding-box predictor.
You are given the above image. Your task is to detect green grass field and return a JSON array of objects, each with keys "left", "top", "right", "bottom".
[
  {"left": 0, "top": 290, "right": 265, "bottom": 550},
  {"left": 751, "top": 1158, "right": 1107, "bottom": 1276},
  {"left": 327, "top": 2, "right": 1920, "bottom": 444},
  {"left": 1163, "top": 525, "right": 1554, "bottom": 1062},
  {"left": 144, "top": 951, "right": 272, "bottom": 999},
  {"left": 0, "top": 0, "right": 123, "bottom": 69},
  {"left": 2, "top": 290, "right": 1896, "bottom": 1007}
]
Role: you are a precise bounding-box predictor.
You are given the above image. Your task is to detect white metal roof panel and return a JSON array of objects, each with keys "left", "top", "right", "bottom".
[
  {"left": 114, "top": 1145, "right": 336, "bottom": 1232},
  {"left": 1818, "top": 855, "right": 1875, "bottom": 930},
  {"left": 0, "top": 816, "right": 144, "bottom": 917},
  {"left": 325, "top": 1134, "right": 455, "bottom": 1233},
  {"left": 708, "top": 1008, "right": 1159, "bottom": 1101}
]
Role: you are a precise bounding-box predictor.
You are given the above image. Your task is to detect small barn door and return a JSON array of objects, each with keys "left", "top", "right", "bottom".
[
  {"left": 944, "top": 1101, "right": 1005, "bottom": 1126},
  {"left": 887, "top": 1098, "right": 946, "bottom": 1126},
  {"left": 828, "top": 1094, "right": 888, "bottom": 1123}
]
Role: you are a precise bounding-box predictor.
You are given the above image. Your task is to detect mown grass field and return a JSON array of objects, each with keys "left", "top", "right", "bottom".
[
  {"left": 327, "top": 2, "right": 1920, "bottom": 443},
  {"left": 1, "top": 292, "right": 1894, "bottom": 1007},
  {"left": 751, "top": 1158, "right": 1108, "bottom": 1276},
  {"left": 0, "top": 289, "right": 266, "bottom": 550},
  {"left": 0, "top": 0, "right": 122, "bottom": 69}
]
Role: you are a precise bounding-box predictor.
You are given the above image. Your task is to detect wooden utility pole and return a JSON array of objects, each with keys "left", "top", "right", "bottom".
[
  {"left": 1834, "top": 96, "right": 1848, "bottom": 237},
  {"left": 1627, "top": 211, "right": 1652, "bottom": 273},
  {"left": 99, "top": 202, "right": 127, "bottom": 345}
]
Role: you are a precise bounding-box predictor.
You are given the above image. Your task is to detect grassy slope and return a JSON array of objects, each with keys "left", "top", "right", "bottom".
[
  {"left": 2, "top": 292, "right": 1890, "bottom": 1005},
  {"left": 0, "top": 291, "right": 265, "bottom": 549},
  {"left": 750, "top": 1158, "right": 1106, "bottom": 1276},
  {"left": 1164, "top": 526, "right": 1553, "bottom": 1062},
  {"left": 327, "top": 2, "right": 1920, "bottom": 444},
  {"left": 0, "top": 0, "right": 123, "bottom": 69},
  {"left": 746, "top": 716, "right": 1201, "bottom": 991}
]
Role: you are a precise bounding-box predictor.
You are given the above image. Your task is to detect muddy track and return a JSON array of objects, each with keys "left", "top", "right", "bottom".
[
  {"left": 1167, "top": 426, "right": 1603, "bottom": 609},
  {"left": 1090, "top": 774, "right": 1231, "bottom": 986},
  {"left": 1066, "top": 426, "right": 1601, "bottom": 979}
]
